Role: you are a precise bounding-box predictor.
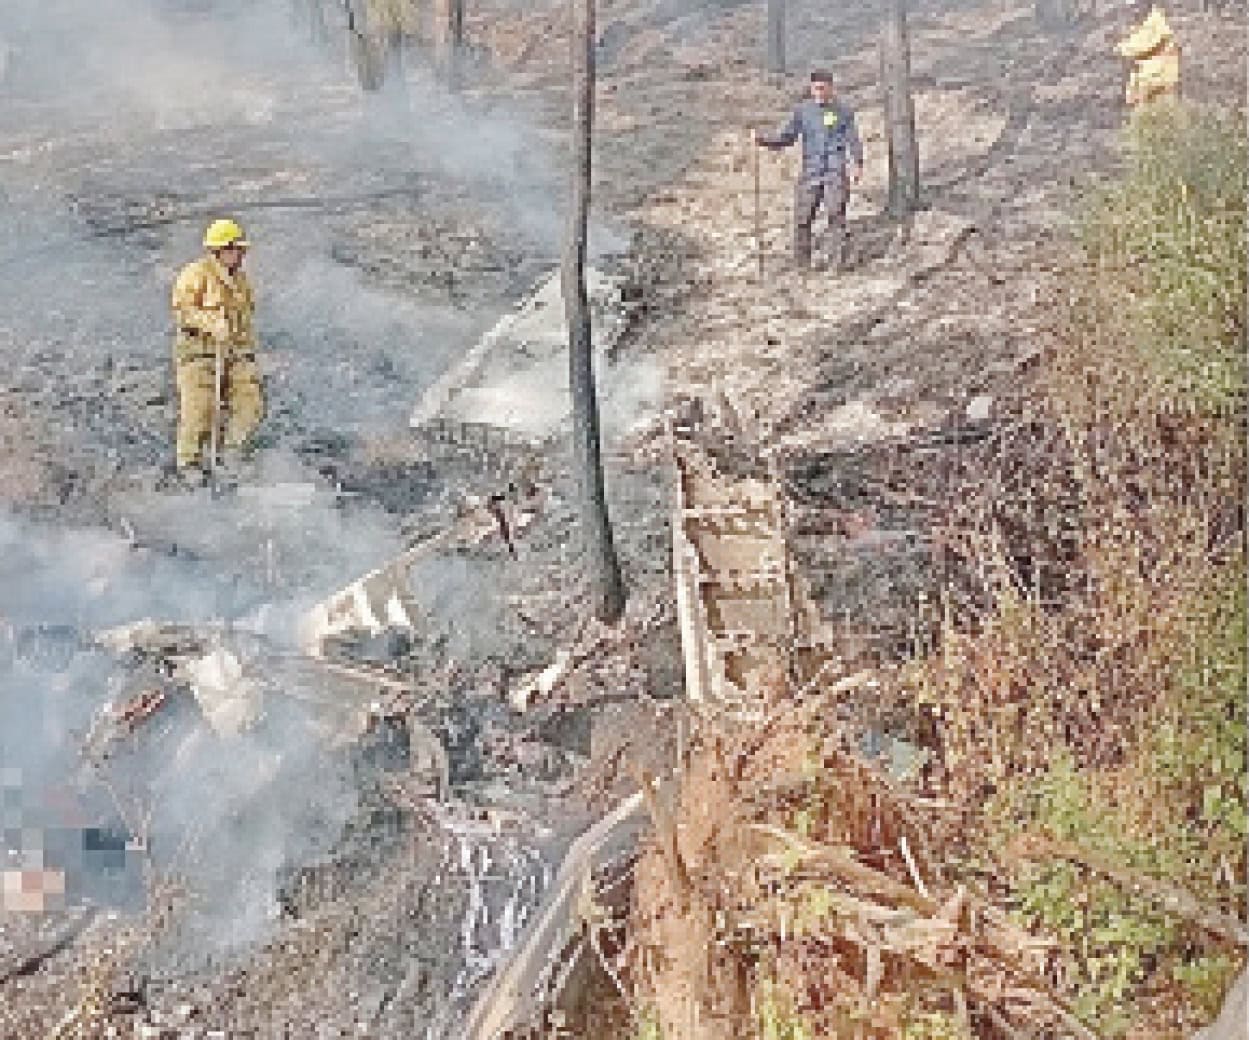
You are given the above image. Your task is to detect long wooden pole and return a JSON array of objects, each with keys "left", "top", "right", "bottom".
[
  {"left": 753, "top": 134, "right": 764, "bottom": 280},
  {"left": 209, "top": 339, "right": 224, "bottom": 475}
]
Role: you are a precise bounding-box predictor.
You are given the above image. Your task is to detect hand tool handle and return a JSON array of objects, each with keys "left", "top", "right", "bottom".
[
  {"left": 753, "top": 132, "right": 763, "bottom": 281},
  {"left": 209, "top": 340, "right": 224, "bottom": 474}
]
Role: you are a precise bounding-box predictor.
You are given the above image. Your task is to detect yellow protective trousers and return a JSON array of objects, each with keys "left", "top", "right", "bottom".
[{"left": 174, "top": 349, "right": 263, "bottom": 470}]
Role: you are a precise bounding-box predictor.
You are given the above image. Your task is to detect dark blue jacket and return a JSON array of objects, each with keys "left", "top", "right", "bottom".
[{"left": 760, "top": 99, "right": 864, "bottom": 182}]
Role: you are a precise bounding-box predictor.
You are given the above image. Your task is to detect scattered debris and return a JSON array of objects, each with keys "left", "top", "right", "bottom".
[
  {"left": 298, "top": 548, "right": 426, "bottom": 658},
  {"left": 182, "top": 648, "right": 262, "bottom": 737},
  {"left": 965, "top": 393, "right": 994, "bottom": 423},
  {"left": 463, "top": 791, "right": 647, "bottom": 1040},
  {"left": 509, "top": 649, "right": 578, "bottom": 713},
  {"left": 671, "top": 442, "right": 793, "bottom": 720},
  {"left": 300, "top": 473, "right": 546, "bottom": 659},
  {"left": 409, "top": 266, "right": 642, "bottom": 440}
]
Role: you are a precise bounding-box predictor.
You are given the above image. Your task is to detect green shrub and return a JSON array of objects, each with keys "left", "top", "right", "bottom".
[
  {"left": 1148, "top": 566, "right": 1248, "bottom": 891},
  {"left": 1077, "top": 103, "right": 1247, "bottom": 408},
  {"left": 980, "top": 572, "right": 1244, "bottom": 1032},
  {"left": 634, "top": 1010, "right": 664, "bottom": 1040},
  {"left": 1172, "top": 954, "right": 1241, "bottom": 1019},
  {"left": 756, "top": 979, "right": 812, "bottom": 1040},
  {"left": 995, "top": 755, "right": 1175, "bottom": 1034}
]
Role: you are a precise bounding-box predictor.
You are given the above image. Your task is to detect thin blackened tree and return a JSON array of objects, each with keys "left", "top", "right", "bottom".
[
  {"left": 563, "top": 0, "right": 626, "bottom": 623},
  {"left": 879, "top": 0, "right": 920, "bottom": 215},
  {"left": 767, "top": 0, "right": 786, "bottom": 74}
]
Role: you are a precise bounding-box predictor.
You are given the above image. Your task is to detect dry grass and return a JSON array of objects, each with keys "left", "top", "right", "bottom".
[
  {"left": 891, "top": 102, "right": 1246, "bottom": 1037},
  {"left": 626, "top": 714, "right": 1097, "bottom": 1040}
]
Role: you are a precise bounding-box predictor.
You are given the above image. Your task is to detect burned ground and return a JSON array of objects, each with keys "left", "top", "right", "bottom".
[{"left": 1, "top": 0, "right": 1245, "bottom": 1037}]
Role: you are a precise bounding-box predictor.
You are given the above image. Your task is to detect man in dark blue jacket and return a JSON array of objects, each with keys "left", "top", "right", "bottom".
[{"left": 756, "top": 69, "right": 865, "bottom": 270}]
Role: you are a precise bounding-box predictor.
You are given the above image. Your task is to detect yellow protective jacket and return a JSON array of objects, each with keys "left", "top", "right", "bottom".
[
  {"left": 1117, "top": 7, "right": 1180, "bottom": 105},
  {"left": 171, "top": 255, "right": 257, "bottom": 362}
]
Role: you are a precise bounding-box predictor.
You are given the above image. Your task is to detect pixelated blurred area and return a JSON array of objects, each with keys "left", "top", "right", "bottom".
[
  {"left": 1, "top": 866, "right": 66, "bottom": 914},
  {"left": 2, "top": 766, "right": 146, "bottom": 915}
]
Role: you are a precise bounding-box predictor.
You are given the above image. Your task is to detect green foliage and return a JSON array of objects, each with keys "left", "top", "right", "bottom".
[
  {"left": 955, "top": 91, "right": 1249, "bottom": 1040},
  {"left": 902, "top": 1010, "right": 972, "bottom": 1040},
  {"left": 1014, "top": 860, "right": 1173, "bottom": 1034},
  {"left": 999, "top": 756, "right": 1178, "bottom": 1035},
  {"left": 992, "top": 562, "right": 1247, "bottom": 1030},
  {"left": 991, "top": 559, "right": 1246, "bottom": 1029},
  {"left": 1172, "top": 954, "right": 1241, "bottom": 1018},
  {"left": 756, "top": 979, "right": 811, "bottom": 1040},
  {"left": 634, "top": 1009, "right": 663, "bottom": 1040},
  {"left": 1150, "top": 566, "right": 1249, "bottom": 877},
  {"left": 1078, "top": 103, "right": 1247, "bottom": 408}
]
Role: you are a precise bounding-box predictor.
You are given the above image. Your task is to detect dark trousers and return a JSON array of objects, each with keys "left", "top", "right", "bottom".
[{"left": 794, "top": 172, "right": 849, "bottom": 267}]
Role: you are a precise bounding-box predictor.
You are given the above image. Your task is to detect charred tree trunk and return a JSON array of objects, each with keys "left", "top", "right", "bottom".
[
  {"left": 434, "top": 0, "right": 465, "bottom": 90},
  {"left": 879, "top": 0, "right": 920, "bottom": 216},
  {"left": 767, "top": 0, "right": 786, "bottom": 74},
  {"left": 563, "top": 0, "right": 625, "bottom": 624}
]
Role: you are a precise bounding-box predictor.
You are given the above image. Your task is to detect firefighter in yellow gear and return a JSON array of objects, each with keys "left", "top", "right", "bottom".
[
  {"left": 1117, "top": 5, "right": 1180, "bottom": 107},
  {"left": 170, "top": 219, "right": 263, "bottom": 474}
]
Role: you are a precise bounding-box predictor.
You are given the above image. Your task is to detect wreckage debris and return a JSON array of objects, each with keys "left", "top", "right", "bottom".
[
  {"left": 463, "top": 792, "right": 647, "bottom": 1040},
  {"left": 409, "top": 266, "right": 637, "bottom": 437},
  {"left": 671, "top": 442, "right": 794, "bottom": 721},
  {"left": 183, "top": 647, "right": 262, "bottom": 738},
  {"left": 88, "top": 617, "right": 451, "bottom": 809}
]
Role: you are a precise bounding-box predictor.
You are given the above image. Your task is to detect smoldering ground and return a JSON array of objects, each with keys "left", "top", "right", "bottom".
[
  {"left": 0, "top": 459, "right": 552, "bottom": 964},
  {"left": 0, "top": 0, "right": 578, "bottom": 475},
  {"left": 0, "top": 0, "right": 566, "bottom": 959},
  {"left": 0, "top": 483, "right": 409, "bottom": 957},
  {"left": 0, "top": 0, "right": 654, "bottom": 1017}
]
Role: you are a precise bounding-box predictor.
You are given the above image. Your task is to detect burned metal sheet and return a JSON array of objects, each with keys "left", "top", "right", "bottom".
[
  {"left": 409, "top": 266, "right": 639, "bottom": 441},
  {"left": 671, "top": 445, "right": 794, "bottom": 720}
]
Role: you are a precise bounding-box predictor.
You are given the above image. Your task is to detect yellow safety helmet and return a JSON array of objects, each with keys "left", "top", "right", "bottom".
[{"left": 204, "top": 218, "right": 249, "bottom": 250}]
